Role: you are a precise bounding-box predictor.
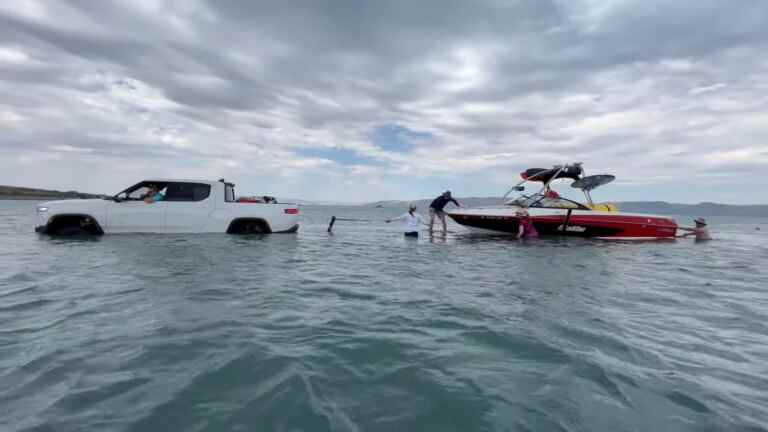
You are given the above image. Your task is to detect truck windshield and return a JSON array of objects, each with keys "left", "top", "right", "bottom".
[{"left": 225, "top": 183, "right": 235, "bottom": 202}]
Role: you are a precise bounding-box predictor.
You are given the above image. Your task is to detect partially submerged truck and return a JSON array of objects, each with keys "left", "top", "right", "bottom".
[{"left": 35, "top": 179, "right": 299, "bottom": 235}]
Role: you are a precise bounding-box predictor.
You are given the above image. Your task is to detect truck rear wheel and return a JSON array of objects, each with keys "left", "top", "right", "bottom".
[{"left": 227, "top": 218, "right": 271, "bottom": 234}]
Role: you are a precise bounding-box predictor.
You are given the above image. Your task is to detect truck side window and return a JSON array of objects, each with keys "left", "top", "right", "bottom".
[
  {"left": 165, "top": 183, "right": 211, "bottom": 202},
  {"left": 127, "top": 186, "right": 150, "bottom": 200},
  {"left": 225, "top": 184, "right": 235, "bottom": 202},
  {"left": 123, "top": 182, "right": 166, "bottom": 200}
]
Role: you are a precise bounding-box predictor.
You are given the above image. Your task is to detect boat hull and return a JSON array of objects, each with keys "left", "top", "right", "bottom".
[{"left": 448, "top": 207, "right": 678, "bottom": 239}]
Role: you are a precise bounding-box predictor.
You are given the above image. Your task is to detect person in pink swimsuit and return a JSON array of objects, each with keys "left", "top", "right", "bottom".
[{"left": 516, "top": 209, "right": 539, "bottom": 239}]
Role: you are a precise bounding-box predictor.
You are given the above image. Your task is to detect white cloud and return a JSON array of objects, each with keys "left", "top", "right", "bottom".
[
  {"left": 0, "top": 0, "right": 767, "bottom": 203},
  {"left": 0, "top": 46, "right": 32, "bottom": 64},
  {"left": 0, "top": 110, "right": 24, "bottom": 126}
]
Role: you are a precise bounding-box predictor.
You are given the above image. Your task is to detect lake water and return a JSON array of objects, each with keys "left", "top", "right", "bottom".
[{"left": 1, "top": 200, "right": 767, "bottom": 431}]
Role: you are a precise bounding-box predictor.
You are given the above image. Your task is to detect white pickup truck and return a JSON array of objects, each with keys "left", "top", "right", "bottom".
[{"left": 35, "top": 179, "right": 299, "bottom": 235}]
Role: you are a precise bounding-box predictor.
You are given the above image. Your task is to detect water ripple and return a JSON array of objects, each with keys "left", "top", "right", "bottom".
[{"left": 0, "top": 202, "right": 767, "bottom": 431}]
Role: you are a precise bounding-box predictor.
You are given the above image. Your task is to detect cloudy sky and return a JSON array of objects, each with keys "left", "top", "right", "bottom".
[{"left": 1, "top": 0, "right": 767, "bottom": 203}]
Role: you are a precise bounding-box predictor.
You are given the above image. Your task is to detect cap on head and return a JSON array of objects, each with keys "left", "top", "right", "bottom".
[
  {"left": 694, "top": 217, "right": 706, "bottom": 225},
  {"left": 409, "top": 203, "right": 417, "bottom": 210}
]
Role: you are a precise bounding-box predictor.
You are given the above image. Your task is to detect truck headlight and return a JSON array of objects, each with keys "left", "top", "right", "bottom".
[{"left": 37, "top": 206, "right": 49, "bottom": 213}]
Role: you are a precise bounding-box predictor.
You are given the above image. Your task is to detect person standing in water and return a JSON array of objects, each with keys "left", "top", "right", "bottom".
[
  {"left": 429, "top": 191, "right": 461, "bottom": 235},
  {"left": 678, "top": 217, "right": 712, "bottom": 241},
  {"left": 516, "top": 209, "right": 539, "bottom": 239},
  {"left": 387, "top": 204, "right": 427, "bottom": 238}
]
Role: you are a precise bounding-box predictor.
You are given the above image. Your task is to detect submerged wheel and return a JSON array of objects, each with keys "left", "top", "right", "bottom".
[
  {"left": 45, "top": 215, "right": 103, "bottom": 236},
  {"left": 226, "top": 219, "right": 271, "bottom": 234},
  {"left": 241, "top": 221, "right": 265, "bottom": 234},
  {"left": 55, "top": 226, "right": 89, "bottom": 235}
]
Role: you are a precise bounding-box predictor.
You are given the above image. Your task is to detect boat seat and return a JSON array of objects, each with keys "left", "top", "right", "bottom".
[{"left": 589, "top": 203, "right": 619, "bottom": 212}]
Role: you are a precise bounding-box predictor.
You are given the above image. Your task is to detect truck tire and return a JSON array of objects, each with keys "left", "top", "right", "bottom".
[
  {"left": 227, "top": 218, "right": 271, "bottom": 234},
  {"left": 46, "top": 215, "right": 104, "bottom": 236}
]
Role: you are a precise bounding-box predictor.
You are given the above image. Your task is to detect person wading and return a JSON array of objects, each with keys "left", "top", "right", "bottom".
[
  {"left": 678, "top": 217, "right": 712, "bottom": 241},
  {"left": 429, "top": 191, "right": 461, "bottom": 235},
  {"left": 387, "top": 203, "right": 427, "bottom": 238},
  {"left": 516, "top": 209, "right": 539, "bottom": 239}
]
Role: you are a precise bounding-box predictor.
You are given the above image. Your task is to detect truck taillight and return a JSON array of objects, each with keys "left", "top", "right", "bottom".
[{"left": 284, "top": 208, "right": 299, "bottom": 215}]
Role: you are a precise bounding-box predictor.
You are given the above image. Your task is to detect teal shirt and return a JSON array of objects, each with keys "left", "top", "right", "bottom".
[{"left": 148, "top": 192, "right": 164, "bottom": 202}]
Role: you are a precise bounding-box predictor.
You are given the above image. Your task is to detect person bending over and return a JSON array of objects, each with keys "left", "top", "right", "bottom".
[{"left": 429, "top": 191, "right": 461, "bottom": 235}]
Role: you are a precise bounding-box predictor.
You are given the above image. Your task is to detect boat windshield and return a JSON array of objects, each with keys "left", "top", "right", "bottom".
[{"left": 507, "top": 194, "right": 588, "bottom": 209}]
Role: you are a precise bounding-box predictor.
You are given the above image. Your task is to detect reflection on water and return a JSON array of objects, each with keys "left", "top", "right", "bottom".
[{"left": 0, "top": 201, "right": 767, "bottom": 431}]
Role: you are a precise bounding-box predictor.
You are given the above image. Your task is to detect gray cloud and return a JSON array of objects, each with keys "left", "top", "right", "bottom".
[{"left": 1, "top": 0, "right": 767, "bottom": 202}]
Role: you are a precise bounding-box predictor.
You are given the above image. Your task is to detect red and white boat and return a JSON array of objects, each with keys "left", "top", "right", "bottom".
[{"left": 447, "top": 163, "right": 678, "bottom": 240}]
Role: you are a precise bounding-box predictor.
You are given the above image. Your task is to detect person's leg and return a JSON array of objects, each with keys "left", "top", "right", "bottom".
[
  {"left": 440, "top": 211, "right": 447, "bottom": 234},
  {"left": 429, "top": 208, "right": 435, "bottom": 234}
]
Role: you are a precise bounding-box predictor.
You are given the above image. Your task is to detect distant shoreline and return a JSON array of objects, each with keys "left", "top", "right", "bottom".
[
  {"left": 364, "top": 198, "right": 768, "bottom": 218},
  {"left": 0, "top": 185, "right": 104, "bottom": 201},
  {"left": 0, "top": 195, "right": 74, "bottom": 201}
]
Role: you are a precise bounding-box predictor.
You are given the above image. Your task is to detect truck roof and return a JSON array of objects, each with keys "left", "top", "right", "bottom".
[{"left": 144, "top": 179, "right": 224, "bottom": 185}]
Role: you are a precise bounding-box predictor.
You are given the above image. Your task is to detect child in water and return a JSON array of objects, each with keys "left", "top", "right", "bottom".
[{"left": 516, "top": 209, "right": 539, "bottom": 239}]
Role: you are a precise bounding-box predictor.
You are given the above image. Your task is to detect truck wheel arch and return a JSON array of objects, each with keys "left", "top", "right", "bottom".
[
  {"left": 44, "top": 214, "right": 105, "bottom": 235},
  {"left": 226, "top": 218, "right": 272, "bottom": 234}
]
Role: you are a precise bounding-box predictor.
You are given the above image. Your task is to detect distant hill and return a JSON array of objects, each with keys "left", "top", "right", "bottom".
[
  {"left": 366, "top": 197, "right": 502, "bottom": 209},
  {"left": 279, "top": 198, "right": 360, "bottom": 206},
  {"left": 365, "top": 197, "right": 768, "bottom": 217},
  {"left": 615, "top": 201, "right": 768, "bottom": 217},
  {"left": 0, "top": 185, "right": 104, "bottom": 200}
]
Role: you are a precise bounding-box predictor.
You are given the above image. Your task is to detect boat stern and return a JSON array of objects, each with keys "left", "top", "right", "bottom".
[{"left": 447, "top": 207, "right": 521, "bottom": 234}]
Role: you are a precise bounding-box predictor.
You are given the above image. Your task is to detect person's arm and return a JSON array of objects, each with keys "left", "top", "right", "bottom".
[
  {"left": 517, "top": 224, "right": 524, "bottom": 239},
  {"left": 386, "top": 213, "right": 407, "bottom": 223},
  {"left": 146, "top": 192, "right": 165, "bottom": 204},
  {"left": 451, "top": 198, "right": 461, "bottom": 208}
]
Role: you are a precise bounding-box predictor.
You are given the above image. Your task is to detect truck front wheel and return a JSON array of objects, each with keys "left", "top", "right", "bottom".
[{"left": 45, "top": 215, "right": 104, "bottom": 236}]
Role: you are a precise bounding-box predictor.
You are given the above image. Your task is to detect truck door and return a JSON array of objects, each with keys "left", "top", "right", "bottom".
[
  {"left": 163, "top": 182, "right": 214, "bottom": 233},
  {"left": 106, "top": 183, "right": 167, "bottom": 233}
]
